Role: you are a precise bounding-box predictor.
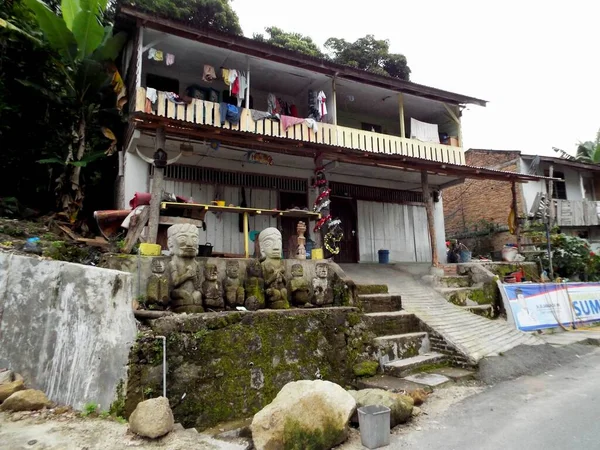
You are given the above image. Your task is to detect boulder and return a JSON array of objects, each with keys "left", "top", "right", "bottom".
[
  {"left": 0, "top": 370, "right": 14, "bottom": 385},
  {"left": 348, "top": 389, "right": 413, "bottom": 428},
  {"left": 0, "top": 389, "right": 50, "bottom": 411},
  {"left": 129, "top": 397, "right": 174, "bottom": 439},
  {"left": 251, "top": 380, "right": 356, "bottom": 450},
  {"left": 0, "top": 380, "right": 25, "bottom": 403}
]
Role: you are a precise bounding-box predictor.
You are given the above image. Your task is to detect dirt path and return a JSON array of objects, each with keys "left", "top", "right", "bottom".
[{"left": 0, "top": 412, "right": 248, "bottom": 450}]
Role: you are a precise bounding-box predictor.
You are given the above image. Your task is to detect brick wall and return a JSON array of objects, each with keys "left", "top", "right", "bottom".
[{"left": 444, "top": 150, "right": 524, "bottom": 240}]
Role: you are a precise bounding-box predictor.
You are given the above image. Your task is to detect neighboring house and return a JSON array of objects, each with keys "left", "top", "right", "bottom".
[
  {"left": 444, "top": 149, "right": 600, "bottom": 253},
  {"left": 113, "top": 7, "right": 542, "bottom": 264}
]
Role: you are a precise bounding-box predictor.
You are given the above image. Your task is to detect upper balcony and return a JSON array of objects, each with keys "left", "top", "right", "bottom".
[{"left": 122, "top": 21, "right": 485, "bottom": 166}]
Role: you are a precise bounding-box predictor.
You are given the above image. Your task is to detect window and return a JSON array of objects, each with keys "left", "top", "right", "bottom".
[
  {"left": 583, "top": 177, "right": 595, "bottom": 201},
  {"left": 146, "top": 74, "right": 179, "bottom": 93},
  {"left": 544, "top": 170, "right": 567, "bottom": 200},
  {"left": 361, "top": 122, "right": 382, "bottom": 133}
]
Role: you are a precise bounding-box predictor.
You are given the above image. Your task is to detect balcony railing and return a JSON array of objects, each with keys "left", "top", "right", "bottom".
[
  {"left": 135, "top": 87, "right": 465, "bottom": 165},
  {"left": 555, "top": 199, "right": 600, "bottom": 227}
]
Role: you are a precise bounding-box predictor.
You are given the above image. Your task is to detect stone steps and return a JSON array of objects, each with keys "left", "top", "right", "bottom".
[
  {"left": 383, "top": 352, "right": 447, "bottom": 378},
  {"left": 436, "top": 286, "right": 493, "bottom": 306},
  {"left": 358, "top": 293, "right": 402, "bottom": 313},
  {"left": 374, "top": 332, "right": 430, "bottom": 364},
  {"left": 362, "top": 311, "right": 421, "bottom": 337},
  {"left": 461, "top": 304, "right": 494, "bottom": 318},
  {"left": 438, "top": 275, "right": 471, "bottom": 288}
]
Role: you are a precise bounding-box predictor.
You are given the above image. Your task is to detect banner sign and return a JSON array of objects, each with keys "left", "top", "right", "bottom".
[{"left": 501, "top": 282, "right": 600, "bottom": 331}]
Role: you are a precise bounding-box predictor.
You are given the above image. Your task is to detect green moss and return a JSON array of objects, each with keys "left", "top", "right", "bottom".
[
  {"left": 356, "top": 284, "right": 388, "bottom": 295},
  {"left": 347, "top": 312, "right": 361, "bottom": 327},
  {"left": 352, "top": 360, "right": 379, "bottom": 377},
  {"left": 109, "top": 380, "right": 126, "bottom": 418},
  {"left": 283, "top": 418, "right": 345, "bottom": 450},
  {"left": 410, "top": 360, "right": 450, "bottom": 374},
  {"left": 442, "top": 276, "right": 470, "bottom": 288}
]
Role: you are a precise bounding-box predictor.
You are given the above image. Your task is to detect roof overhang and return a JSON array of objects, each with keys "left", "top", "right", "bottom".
[
  {"left": 521, "top": 154, "right": 600, "bottom": 173},
  {"left": 116, "top": 6, "right": 487, "bottom": 107}
]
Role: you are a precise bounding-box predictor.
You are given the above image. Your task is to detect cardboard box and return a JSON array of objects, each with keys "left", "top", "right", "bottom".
[{"left": 445, "top": 136, "right": 459, "bottom": 147}]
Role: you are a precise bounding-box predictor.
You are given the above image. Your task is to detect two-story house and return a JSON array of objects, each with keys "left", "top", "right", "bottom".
[
  {"left": 444, "top": 149, "right": 600, "bottom": 253},
  {"left": 114, "top": 6, "right": 543, "bottom": 264}
]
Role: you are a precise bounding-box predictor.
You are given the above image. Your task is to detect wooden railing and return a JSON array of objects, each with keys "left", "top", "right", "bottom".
[
  {"left": 555, "top": 199, "right": 600, "bottom": 227},
  {"left": 135, "top": 87, "right": 465, "bottom": 165}
]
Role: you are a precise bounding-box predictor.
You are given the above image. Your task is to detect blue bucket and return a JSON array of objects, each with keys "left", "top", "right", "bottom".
[{"left": 378, "top": 249, "right": 390, "bottom": 264}]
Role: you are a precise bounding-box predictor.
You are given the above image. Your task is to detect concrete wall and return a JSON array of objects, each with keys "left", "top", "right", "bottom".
[
  {"left": 0, "top": 252, "right": 137, "bottom": 411},
  {"left": 122, "top": 150, "right": 149, "bottom": 209}
]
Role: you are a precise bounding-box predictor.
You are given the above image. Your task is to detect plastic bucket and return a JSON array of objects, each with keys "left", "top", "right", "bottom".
[
  {"left": 378, "top": 249, "right": 390, "bottom": 264},
  {"left": 459, "top": 250, "right": 472, "bottom": 263},
  {"left": 358, "top": 405, "right": 391, "bottom": 449}
]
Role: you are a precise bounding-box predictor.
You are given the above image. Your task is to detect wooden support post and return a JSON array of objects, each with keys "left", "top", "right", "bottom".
[
  {"left": 548, "top": 164, "right": 555, "bottom": 225},
  {"left": 443, "top": 103, "right": 463, "bottom": 147},
  {"left": 147, "top": 127, "right": 165, "bottom": 245},
  {"left": 398, "top": 93, "right": 405, "bottom": 138},
  {"left": 421, "top": 170, "right": 439, "bottom": 266},
  {"left": 511, "top": 181, "right": 521, "bottom": 252},
  {"left": 331, "top": 76, "right": 338, "bottom": 126},
  {"left": 243, "top": 212, "right": 249, "bottom": 258},
  {"left": 121, "top": 206, "right": 150, "bottom": 254}
]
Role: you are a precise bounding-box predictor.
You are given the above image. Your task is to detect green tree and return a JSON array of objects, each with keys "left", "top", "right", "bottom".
[
  {"left": 23, "top": 0, "right": 126, "bottom": 221},
  {"left": 121, "top": 0, "right": 242, "bottom": 35},
  {"left": 253, "top": 27, "right": 324, "bottom": 58},
  {"left": 324, "top": 35, "right": 410, "bottom": 80},
  {"left": 575, "top": 129, "right": 600, "bottom": 164}
]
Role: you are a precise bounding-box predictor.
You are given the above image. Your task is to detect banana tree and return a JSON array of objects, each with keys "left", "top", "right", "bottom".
[
  {"left": 575, "top": 130, "right": 600, "bottom": 164},
  {"left": 24, "top": 0, "right": 126, "bottom": 221}
]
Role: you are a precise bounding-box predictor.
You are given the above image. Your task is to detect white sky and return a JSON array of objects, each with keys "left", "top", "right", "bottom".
[{"left": 234, "top": 0, "right": 599, "bottom": 156}]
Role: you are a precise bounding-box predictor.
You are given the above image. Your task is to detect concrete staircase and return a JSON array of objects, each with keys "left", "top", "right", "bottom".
[
  {"left": 435, "top": 264, "right": 495, "bottom": 318},
  {"left": 357, "top": 285, "right": 462, "bottom": 390}
]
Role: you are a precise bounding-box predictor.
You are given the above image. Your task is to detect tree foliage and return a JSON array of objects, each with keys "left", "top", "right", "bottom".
[
  {"left": 253, "top": 27, "right": 324, "bottom": 58},
  {"left": 325, "top": 35, "right": 410, "bottom": 80},
  {"left": 121, "top": 0, "right": 242, "bottom": 35},
  {"left": 575, "top": 129, "right": 600, "bottom": 164}
]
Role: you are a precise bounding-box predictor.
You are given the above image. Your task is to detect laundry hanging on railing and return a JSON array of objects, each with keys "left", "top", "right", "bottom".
[
  {"left": 145, "top": 87, "right": 157, "bottom": 113},
  {"left": 166, "top": 53, "right": 175, "bottom": 66},
  {"left": 219, "top": 102, "right": 241, "bottom": 126},
  {"left": 317, "top": 91, "right": 327, "bottom": 118},
  {"left": 410, "top": 118, "right": 440, "bottom": 143},
  {"left": 308, "top": 90, "right": 321, "bottom": 121},
  {"left": 147, "top": 48, "right": 163, "bottom": 61},
  {"left": 203, "top": 65, "right": 217, "bottom": 82},
  {"left": 166, "top": 92, "right": 186, "bottom": 104},
  {"left": 280, "top": 115, "right": 319, "bottom": 133}
]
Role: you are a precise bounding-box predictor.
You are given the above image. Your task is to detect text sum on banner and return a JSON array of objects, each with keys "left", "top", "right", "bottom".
[{"left": 501, "top": 282, "right": 600, "bottom": 331}]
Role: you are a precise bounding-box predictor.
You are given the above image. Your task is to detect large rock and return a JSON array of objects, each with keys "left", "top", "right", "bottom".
[
  {"left": 0, "top": 380, "right": 25, "bottom": 403},
  {"left": 251, "top": 380, "right": 356, "bottom": 450},
  {"left": 0, "top": 389, "right": 51, "bottom": 411},
  {"left": 0, "top": 370, "right": 14, "bottom": 385},
  {"left": 348, "top": 389, "right": 414, "bottom": 428},
  {"left": 129, "top": 397, "right": 174, "bottom": 439}
]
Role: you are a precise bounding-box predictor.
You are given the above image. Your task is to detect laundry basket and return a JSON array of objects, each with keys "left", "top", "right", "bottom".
[{"left": 358, "top": 405, "right": 391, "bottom": 449}]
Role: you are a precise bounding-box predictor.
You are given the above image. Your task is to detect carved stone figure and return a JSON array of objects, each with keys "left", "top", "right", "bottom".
[
  {"left": 202, "top": 263, "right": 224, "bottom": 310},
  {"left": 168, "top": 224, "right": 203, "bottom": 313},
  {"left": 146, "top": 259, "right": 169, "bottom": 308},
  {"left": 312, "top": 263, "right": 333, "bottom": 307},
  {"left": 259, "top": 227, "right": 289, "bottom": 309},
  {"left": 296, "top": 221, "right": 307, "bottom": 260},
  {"left": 224, "top": 260, "right": 245, "bottom": 309},
  {"left": 244, "top": 259, "right": 265, "bottom": 311},
  {"left": 290, "top": 263, "right": 311, "bottom": 307}
]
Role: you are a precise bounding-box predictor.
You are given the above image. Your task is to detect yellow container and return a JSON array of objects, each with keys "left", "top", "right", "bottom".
[
  {"left": 139, "top": 243, "right": 162, "bottom": 256},
  {"left": 311, "top": 248, "right": 324, "bottom": 260},
  {"left": 211, "top": 200, "right": 226, "bottom": 207}
]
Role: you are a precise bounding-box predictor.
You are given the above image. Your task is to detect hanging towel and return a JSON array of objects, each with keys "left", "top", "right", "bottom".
[
  {"left": 203, "top": 65, "right": 217, "bottom": 82},
  {"left": 146, "top": 87, "right": 157, "bottom": 103},
  {"left": 222, "top": 68, "right": 230, "bottom": 85},
  {"left": 308, "top": 90, "right": 320, "bottom": 121},
  {"left": 410, "top": 118, "right": 440, "bottom": 143},
  {"left": 166, "top": 92, "right": 185, "bottom": 104},
  {"left": 304, "top": 118, "right": 319, "bottom": 133},
  {"left": 147, "top": 48, "right": 163, "bottom": 61},
  {"left": 268, "top": 93, "right": 280, "bottom": 115},
  {"left": 280, "top": 115, "right": 305, "bottom": 131},
  {"left": 251, "top": 110, "right": 271, "bottom": 121},
  {"left": 228, "top": 69, "right": 238, "bottom": 95},
  {"left": 317, "top": 91, "right": 327, "bottom": 117},
  {"left": 166, "top": 53, "right": 175, "bottom": 66},
  {"left": 219, "top": 102, "right": 241, "bottom": 126}
]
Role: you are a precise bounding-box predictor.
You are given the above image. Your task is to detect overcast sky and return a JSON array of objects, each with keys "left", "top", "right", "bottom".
[{"left": 234, "top": 0, "right": 599, "bottom": 156}]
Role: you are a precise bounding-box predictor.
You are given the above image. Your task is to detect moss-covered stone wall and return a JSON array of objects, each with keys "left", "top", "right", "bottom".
[{"left": 125, "top": 308, "right": 373, "bottom": 430}]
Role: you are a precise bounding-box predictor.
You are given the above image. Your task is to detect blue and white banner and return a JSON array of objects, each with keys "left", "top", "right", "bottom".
[{"left": 501, "top": 282, "right": 600, "bottom": 331}]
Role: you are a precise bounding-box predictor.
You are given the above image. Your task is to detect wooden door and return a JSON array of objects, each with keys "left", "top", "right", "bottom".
[{"left": 329, "top": 196, "right": 358, "bottom": 263}]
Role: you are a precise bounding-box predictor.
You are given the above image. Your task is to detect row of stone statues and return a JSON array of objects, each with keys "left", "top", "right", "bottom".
[{"left": 146, "top": 224, "right": 333, "bottom": 313}]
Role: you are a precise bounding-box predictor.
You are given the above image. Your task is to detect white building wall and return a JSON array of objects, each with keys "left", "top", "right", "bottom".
[
  {"left": 434, "top": 196, "right": 447, "bottom": 263},
  {"left": 122, "top": 150, "right": 149, "bottom": 209}
]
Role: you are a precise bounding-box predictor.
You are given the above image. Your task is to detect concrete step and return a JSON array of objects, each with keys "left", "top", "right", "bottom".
[
  {"left": 438, "top": 275, "right": 471, "bottom": 288},
  {"left": 362, "top": 311, "right": 421, "bottom": 337},
  {"left": 437, "top": 286, "right": 494, "bottom": 306},
  {"left": 374, "top": 332, "right": 430, "bottom": 364},
  {"left": 383, "top": 352, "right": 447, "bottom": 378},
  {"left": 461, "top": 304, "right": 495, "bottom": 318},
  {"left": 441, "top": 264, "right": 458, "bottom": 276},
  {"left": 357, "top": 375, "right": 432, "bottom": 394},
  {"left": 358, "top": 293, "right": 402, "bottom": 313},
  {"left": 356, "top": 284, "right": 388, "bottom": 295}
]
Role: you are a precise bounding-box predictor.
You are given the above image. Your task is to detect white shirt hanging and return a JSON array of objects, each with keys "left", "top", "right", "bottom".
[{"left": 317, "top": 91, "right": 327, "bottom": 117}]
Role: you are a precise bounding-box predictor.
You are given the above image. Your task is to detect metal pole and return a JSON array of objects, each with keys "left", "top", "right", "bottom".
[
  {"left": 156, "top": 335, "right": 167, "bottom": 398},
  {"left": 545, "top": 222, "right": 554, "bottom": 280}
]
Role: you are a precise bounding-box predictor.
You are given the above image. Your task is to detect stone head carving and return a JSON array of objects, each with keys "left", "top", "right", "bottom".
[
  {"left": 226, "top": 260, "right": 240, "bottom": 278},
  {"left": 291, "top": 263, "right": 304, "bottom": 278},
  {"left": 259, "top": 227, "right": 282, "bottom": 260},
  {"left": 316, "top": 263, "right": 328, "bottom": 279},
  {"left": 151, "top": 259, "right": 165, "bottom": 273},
  {"left": 204, "top": 263, "right": 218, "bottom": 281},
  {"left": 247, "top": 259, "right": 263, "bottom": 278},
  {"left": 167, "top": 224, "right": 199, "bottom": 258}
]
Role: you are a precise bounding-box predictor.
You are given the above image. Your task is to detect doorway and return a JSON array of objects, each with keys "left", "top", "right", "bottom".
[
  {"left": 329, "top": 196, "right": 358, "bottom": 263},
  {"left": 279, "top": 191, "right": 309, "bottom": 258}
]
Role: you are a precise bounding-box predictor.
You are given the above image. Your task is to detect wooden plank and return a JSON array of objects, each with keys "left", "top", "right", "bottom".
[
  {"left": 135, "top": 87, "right": 146, "bottom": 112},
  {"left": 121, "top": 206, "right": 150, "bottom": 253},
  {"left": 194, "top": 100, "right": 203, "bottom": 124},
  {"left": 166, "top": 98, "right": 175, "bottom": 119},
  {"left": 177, "top": 104, "right": 185, "bottom": 121},
  {"left": 398, "top": 93, "right": 406, "bottom": 138},
  {"left": 147, "top": 127, "right": 165, "bottom": 244},
  {"left": 157, "top": 91, "right": 166, "bottom": 116},
  {"left": 206, "top": 102, "right": 216, "bottom": 127},
  {"left": 158, "top": 216, "right": 204, "bottom": 226},
  {"left": 421, "top": 170, "right": 438, "bottom": 265}
]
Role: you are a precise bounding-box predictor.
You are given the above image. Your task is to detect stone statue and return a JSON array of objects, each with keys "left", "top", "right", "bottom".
[
  {"left": 290, "top": 263, "right": 311, "bottom": 307},
  {"left": 224, "top": 260, "right": 245, "bottom": 309},
  {"left": 259, "top": 227, "right": 289, "bottom": 309},
  {"left": 244, "top": 259, "right": 265, "bottom": 311},
  {"left": 312, "top": 263, "right": 333, "bottom": 307},
  {"left": 146, "top": 259, "right": 170, "bottom": 308},
  {"left": 168, "top": 224, "right": 203, "bottom": 313},
  {"left": 202, "top": 263, "right": 224, "bottom": 310},
  {"left": 296, "top": 221, "right": 307, "bottom": 260}
]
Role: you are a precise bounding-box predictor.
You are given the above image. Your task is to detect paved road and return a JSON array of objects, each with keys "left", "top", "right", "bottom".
[{"left": 396, "top": 348, "right": 600, "bottom": 449}]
